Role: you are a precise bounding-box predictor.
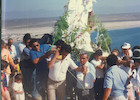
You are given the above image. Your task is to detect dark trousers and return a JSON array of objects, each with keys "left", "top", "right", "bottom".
[
  {"left": 76, "top": 88, "right": 95, "bottom": 100},
  {"left": 21, "top": 60, "right": 35, "bottom": 94},
  {"left": 94, "top": 78, "right": 104, "bottom": 100},
  {"left": 66, "top": 70, "right": 77, "bottom": 100},
  {"left": 36, "top": 68, "right": 48, "bottom": 100}
]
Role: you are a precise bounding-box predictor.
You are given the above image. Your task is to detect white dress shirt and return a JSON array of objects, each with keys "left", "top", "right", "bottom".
[
  {"left": 90, "top": 59, "right": 104, "bottom": 78},
  {"left": 76, "top": 61, "right": 96, "bottom": 89},
  {"left": 10, "top": 45, "right": 17, "bottom": 60},
  {"left": 49, "top": 54, "right": 78, "bottom": 81}
]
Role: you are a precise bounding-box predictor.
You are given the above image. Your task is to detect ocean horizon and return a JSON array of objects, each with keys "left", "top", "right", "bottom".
[
  {"left": 91, "top": 27, "right": 140, "bottom": 51},
  {"left": 2, "top": 13, "right": 140, "bottom": 31},
  {"left": 2, "top": 16, "right": 140, "bottom": 53}
]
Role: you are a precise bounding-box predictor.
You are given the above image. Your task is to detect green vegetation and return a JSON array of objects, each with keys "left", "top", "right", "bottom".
[
  {"left": 54, "top": 15, "right": 69, "bottom": 42},
  {"left": 93, "top": 14, "right": 111, "bottom": 53}
]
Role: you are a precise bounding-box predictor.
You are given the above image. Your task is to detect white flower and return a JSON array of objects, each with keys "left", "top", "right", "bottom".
[{"left": 70, "top": 42, "right": 74, "bottom": 47}]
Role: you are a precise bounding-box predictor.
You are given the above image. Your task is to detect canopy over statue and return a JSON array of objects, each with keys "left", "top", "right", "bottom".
[{"left": 67, "top": 0, "right": 96, "bottom": 52}]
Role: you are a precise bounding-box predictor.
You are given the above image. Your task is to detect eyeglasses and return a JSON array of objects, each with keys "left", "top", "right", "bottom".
[
  {"left": 123, "top": 49, "right": 128, "bottom": 51},
  {"left": 33, "top": 45, "right": 39, "bottom": 48}
]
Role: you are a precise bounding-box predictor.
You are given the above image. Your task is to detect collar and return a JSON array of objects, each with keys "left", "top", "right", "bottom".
[
  {"left": 85, "top": 61, "right": 90, "bottom": 66},
  {"left": 62, "top": 53, "right": 71, "bottom": 61},
  {"left": 108, "top": 65, "right": 118, "bottom": 70}
]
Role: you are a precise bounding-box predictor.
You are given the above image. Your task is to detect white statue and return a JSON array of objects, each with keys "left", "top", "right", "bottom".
[{"left": 67, "top": 0, "right": 96, "bottom": 52}]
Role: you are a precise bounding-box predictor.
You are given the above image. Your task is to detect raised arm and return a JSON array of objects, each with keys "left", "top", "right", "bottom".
[
  {"left": 32, "top": 50, "right": 53, "bottom": 64},
  {"left": 48, "top": 48, "right": 60, "bottom": 68}
]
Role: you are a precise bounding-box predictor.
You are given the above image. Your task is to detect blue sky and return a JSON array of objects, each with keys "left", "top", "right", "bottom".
[{"left": 2, "top": 0, "right": 140, "bottom": 19}]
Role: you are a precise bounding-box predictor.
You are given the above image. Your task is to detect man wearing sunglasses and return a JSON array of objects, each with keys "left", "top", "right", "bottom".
[{"left": 29, "top": 38, "right": 53, "bottom": 100}]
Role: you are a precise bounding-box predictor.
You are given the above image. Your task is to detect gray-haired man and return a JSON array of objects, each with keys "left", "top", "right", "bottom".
[{"left": 76, "top": 52, "right": 96, "bottom": 100}]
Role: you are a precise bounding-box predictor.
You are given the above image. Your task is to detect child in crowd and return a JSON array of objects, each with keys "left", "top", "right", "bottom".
[
  {"left": 13, "top": 74, "right": 25, "bottom": 100},
  {"left": 14, "top": 58, "right": 21, "bottom": 74},
  {"left": 1, "top": 60, "right": 11, "bottom": 100}
]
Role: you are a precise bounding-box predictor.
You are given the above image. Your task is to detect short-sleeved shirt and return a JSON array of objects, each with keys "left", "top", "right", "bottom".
[
  {"left": 76, "top": 61, "right": 96, "bottom": 89},
  {"left": 30, "top": 44, "right": 51, "bottom": 71},
  {"left": 104, "top": 65, "right": 128, "bottom": 97},
  {"left": 1, "top": 48, "right": 14, "bottom": 74},
  {"left": 90, "top": 59, "right": 104, "bottom": 78},
  {"left": 49, "top": 54, "right": 78, "bottom": 81}
]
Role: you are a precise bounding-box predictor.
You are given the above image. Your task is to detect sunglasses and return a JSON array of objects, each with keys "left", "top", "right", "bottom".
[
  {"left": 123, "top": 49, "right": 128, "bottom": 51},
  {"left": 33, "top": 44, "right": 39, "bottom": 48}
]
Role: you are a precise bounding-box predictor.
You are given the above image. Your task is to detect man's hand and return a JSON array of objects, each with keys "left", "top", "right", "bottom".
[
  {"left": 54, "top": 48, "right": 60, "bottom": 57},
  {"left": 132, "top": 65, "right": 136, "bottom": 70},
  {"left": 82, "top": 65, "right": 87, "bottom": 75},
  {"left": 14, "top": 65, "right": 18, "bottom": 70},
  {"left": 48, "top": 48, "right": 60, "bottom": 69},
  {"left": 45, "top": 50, "right": 56, "bottom": 58},
  {"left": 127, "top": 75, "right": 133, "bottom": 85},
  {"left": 102, "top": 59, "right": 106, "bottom": 64}
]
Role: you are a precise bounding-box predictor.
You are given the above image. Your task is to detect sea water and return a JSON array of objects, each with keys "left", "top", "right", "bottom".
[{"left": 91, "top": 27, "right": 140, "bottom": 51}]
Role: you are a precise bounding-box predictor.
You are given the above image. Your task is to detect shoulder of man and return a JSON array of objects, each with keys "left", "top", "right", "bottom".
[{"left": 40, "top": 44, "right": 51, "bottom": 50}]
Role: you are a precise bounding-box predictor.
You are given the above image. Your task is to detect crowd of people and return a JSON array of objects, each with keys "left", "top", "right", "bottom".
[{"left": 1, "top": 33, "right": 140, "bottom": 100}]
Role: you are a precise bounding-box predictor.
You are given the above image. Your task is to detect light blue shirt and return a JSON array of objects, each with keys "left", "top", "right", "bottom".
[
  {"left": 76, "top": 61, "right": 96, "bottom": 89},
  {"left": 23, "top": 47, "right": 31, "bottom": 60},
  {"left": 104, "top": 65, "right": 128, "bottom": 97}
]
